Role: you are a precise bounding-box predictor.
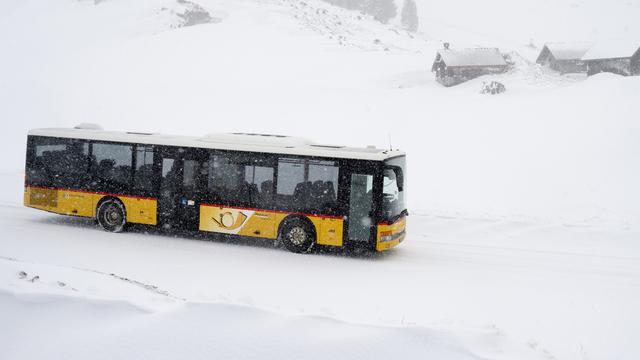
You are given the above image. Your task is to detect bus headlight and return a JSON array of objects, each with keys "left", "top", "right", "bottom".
[{"left": 379, "top": 229, "right": 405, "bottom": 243}]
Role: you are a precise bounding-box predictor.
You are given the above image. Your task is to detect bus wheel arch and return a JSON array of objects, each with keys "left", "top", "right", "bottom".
[
  {"left": 278, "top": 215, "right": 316, "bottom": 254},
  {"left": 96, "top": 197, "right": 127, "bottom": 233}
]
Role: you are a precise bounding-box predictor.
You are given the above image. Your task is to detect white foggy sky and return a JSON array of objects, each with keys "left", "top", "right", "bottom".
[{"left": 416, "top": 0, "right": 639, "bottom": 46}]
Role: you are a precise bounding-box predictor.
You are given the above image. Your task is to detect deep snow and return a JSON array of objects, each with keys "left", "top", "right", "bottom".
[
  {"left": 1, "top": 0, "right": 639, "bottom": 359},
  {"left": 1, "top": 171, "right": 640, "bottom": 360}
]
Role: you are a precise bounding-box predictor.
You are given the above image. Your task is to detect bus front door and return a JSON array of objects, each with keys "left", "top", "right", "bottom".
[
  {"left": 158, "top": 148, "right": 206, "bottom": 231},
  {"left": 347, "top": 173, "right": 374, "bottom": 244}
]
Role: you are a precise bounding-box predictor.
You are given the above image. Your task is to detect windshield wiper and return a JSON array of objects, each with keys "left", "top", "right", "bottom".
[{"left": 385, "top": 209, "right": 408, "bottom": 224}]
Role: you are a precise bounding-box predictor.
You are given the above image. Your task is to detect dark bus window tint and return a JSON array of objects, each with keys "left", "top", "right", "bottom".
[
  {"left": 162, "top": 158, "right": 175, "bottom": 177},
  {"left": 308, "top": 160, "right": 339, "bottom": 211},
  {"left": 275, "top": 158, "right": 339, "bottom": 212},
  {"left": 208, "top": 154, "right": 248, "bottom": 204},
  {"left": 91, "top": 142, "right": 133, "bottom": 190},
  {"left": 161, "top": 158, "right": 179, "bottom": 192},
  {"left": 245, "top": 165, "right": 275, "bottom": 207},
  {"left": 30, "top": 137, "right": 90, "bottom": 187},
  {"left": 159, "top": 157, "right": 178, "bottom": 219},
  {"left": 183, "top": 159, "right": 207, "bottom": 194},
  {"left": 36, "top": 144, "right": 66, "bottom": 156},
  {"left": 276, "top": 158, "right": 305, "bottom": 196},
  {"left": 183, "top": 160, "right": 198, "bottom": 188},
  {"left": 276, "top": 158, "right": 308, "bottom": 211},
  {"left": 207, "top": 153, "right": 275, "bottom": 206},
  {"left": 134, "top": 145, "right": 154, "bottom": 192},
  {"left": 208, "top": 155, "right": 242, "bottom": 192},
  {"left": 348, "top": 174, "right": 374, "bottom": 242}
]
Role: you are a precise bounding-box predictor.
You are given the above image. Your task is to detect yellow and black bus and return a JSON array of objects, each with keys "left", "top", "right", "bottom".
[{"left": 24, "top": 125, "right": 407, "bottom": 253}]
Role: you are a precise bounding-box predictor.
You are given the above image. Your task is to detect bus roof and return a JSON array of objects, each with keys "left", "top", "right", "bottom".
[{"left": 28, "top": 126, "right": 405, "bottom": 162}]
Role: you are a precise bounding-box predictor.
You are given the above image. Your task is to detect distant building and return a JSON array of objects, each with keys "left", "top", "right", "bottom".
[
  {"left": 536, "top": 42, "right": 591, "bottom": 74},
  {"left": 581, "top": 40, "right": 640, "bottom": 76},
  {"left": 432, "top": 45, "right": 508, "bottom": 86}
]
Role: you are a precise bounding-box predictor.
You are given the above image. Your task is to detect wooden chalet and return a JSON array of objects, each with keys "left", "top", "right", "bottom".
[
  {"left": 432, "top": 45, "right": 508, "bottom": 87},
  {"left": 536, "top": 42, "right": 591, "bottom": 74},
  {"left": 582, "top": 40, "right": 640, "bottom": 76}
]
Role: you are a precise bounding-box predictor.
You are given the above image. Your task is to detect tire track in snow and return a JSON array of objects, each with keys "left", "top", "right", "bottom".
[
  {"left": 407, "top": 236, "right": 640, "bottom": 286},
  {"left": 0, "top": 255, "right": 186, "bottom": 301}
]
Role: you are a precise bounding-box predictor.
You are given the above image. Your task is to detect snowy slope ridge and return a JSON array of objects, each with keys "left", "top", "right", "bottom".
[
  {"left": 2, "top": 292, "right": 487, "bottom": 360},
  {"left": 319, "top": 0, "right": 420, "bottom": 32},
  {"left": 1, "top": 256, "right": 545, "bottom": 360},
  {"left": 276, "top": 0, "right": 424, "bottom": 51},
  {"left": 169, "top": 0, "right": 228, "bottom": 28}
]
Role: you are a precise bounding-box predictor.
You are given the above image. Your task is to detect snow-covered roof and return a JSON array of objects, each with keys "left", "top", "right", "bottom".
[
  {"left": 28, "top": 127, "right": 404, "bottom": 162},
  {"left": 582, "top": 39, "right": 640, "bottom": 61},
  {"left": 435, "top": 48, "right": 507, "bottom": 67},
  {"left": 539, "top": 42, "right": 592, "bottom": 61},
  {"left": 200, "top": 133, "right": 314, "bottom": 148}
]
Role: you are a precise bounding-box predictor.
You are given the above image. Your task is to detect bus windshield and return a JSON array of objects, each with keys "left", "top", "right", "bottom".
[{"left": 381, "top": 156, "right": 406, "bottom": 221}]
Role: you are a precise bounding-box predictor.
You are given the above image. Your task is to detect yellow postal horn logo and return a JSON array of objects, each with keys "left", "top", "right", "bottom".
[{"left": 212, "top": 211, "right": 248, "bottom": 230}]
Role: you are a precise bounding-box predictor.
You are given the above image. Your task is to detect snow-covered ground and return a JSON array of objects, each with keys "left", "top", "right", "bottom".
[
  {"left": 2, "top": 170, "right": 639, "bottom": 360},
  {"left": 1, "top": 0, "right": 639, "bottom": 359}
]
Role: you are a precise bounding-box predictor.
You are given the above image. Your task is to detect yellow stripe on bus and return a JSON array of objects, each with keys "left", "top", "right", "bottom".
[
  {"left": 24, "top": 186, "right": 157, "bottom": 226},
  {"left": 199, "top": 204, "right": 344, "bottom": 246}
]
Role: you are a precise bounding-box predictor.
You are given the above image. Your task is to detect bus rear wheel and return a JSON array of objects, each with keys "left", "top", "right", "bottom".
[
  {"left": 96, "top": 198, "right": 126, "bottom": 233},
  {"left": 280, "top": 218, "right": 315, "bottom": 254}
]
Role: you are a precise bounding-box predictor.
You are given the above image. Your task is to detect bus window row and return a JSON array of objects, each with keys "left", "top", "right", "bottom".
[
  {"left": 28, "top": 137, "right": 341, "bottom": 213},
  {"left": 28, "top": 137, "right": 147, "bottom": 194},
  {"left": 204, "top": 155, "right": 339, "bottom": 212}
]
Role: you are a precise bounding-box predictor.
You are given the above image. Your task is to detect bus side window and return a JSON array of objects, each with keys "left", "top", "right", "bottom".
[
  {"left": 208, "top": 154, "right": 249, "bottom": 205},
  {"left": 276, "top": 158, "right": 306, "bottom": 210},
  {"left": 244, "top": 164, "right": 275, "bottom": 207},
  {"left": 275, "top": 158, "right": 339, "bottom": 213},
  {"left": 161, "top": 158, "right": 178, "bottom": 192},
  {"left": 91, "top": 142, "right": 133, "bottom": 192},
  {"left": 183, "top": 159, "right": 209, "bottom": 196},
  {"left": 134, "top": 145, "right": 154, "bottom": 193},
  {"left": 308, "top": 160, "right": 339, "bottom": 212}
]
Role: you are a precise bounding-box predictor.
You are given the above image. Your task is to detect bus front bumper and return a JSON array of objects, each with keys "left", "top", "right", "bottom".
[{"left": 376, "top": 216, "right": 406, "bottom": 251}]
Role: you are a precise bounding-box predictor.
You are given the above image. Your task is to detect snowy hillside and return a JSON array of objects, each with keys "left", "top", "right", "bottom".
[
  {"left": 1, "top": 0, "right": 640, "bottom": 359},
  {"left": 1, "top": 0, "right": 639, "bottom": 225}
]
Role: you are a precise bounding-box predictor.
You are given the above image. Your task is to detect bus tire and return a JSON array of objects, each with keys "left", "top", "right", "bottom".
[
  {"left": 279, "top": 217, "right": 315, "bottom": 254},
  {"left": 96, "top": 198, "right": 127, "bottom": 233}
]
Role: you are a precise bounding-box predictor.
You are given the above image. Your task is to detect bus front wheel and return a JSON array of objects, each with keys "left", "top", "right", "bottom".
[
  {"left": 96, "top": 198, "right": 127, "bottom": 233},
  {"left": 279, "top": 218, "right": 315, "bottom": 254}
]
